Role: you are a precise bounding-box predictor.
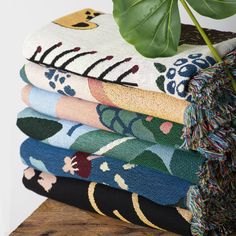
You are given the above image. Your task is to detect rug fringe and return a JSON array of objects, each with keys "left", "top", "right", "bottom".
[{"left": 183, "top": 49, "right": 236, "bottom": 235}]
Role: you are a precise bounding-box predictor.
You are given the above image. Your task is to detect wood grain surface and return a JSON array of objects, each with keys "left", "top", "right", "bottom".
[
  {"left": 10, "top": 199, "right": 236, "bottom": 236},
  {"left": 10, "top": 199, "right": 179, "bottom": 236}
]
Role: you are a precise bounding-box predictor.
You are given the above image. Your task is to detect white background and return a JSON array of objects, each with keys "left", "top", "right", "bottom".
[{"left": 0, "top": 1, "right": 235, "bottom": 235}]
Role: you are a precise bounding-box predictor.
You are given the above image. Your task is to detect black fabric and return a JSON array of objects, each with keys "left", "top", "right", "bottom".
[
  {"left": 180, "top": 24, "right": 236, "bottom": 45},
  {"left": 23, "top": 168, "right": 192, "bottom": 236}
]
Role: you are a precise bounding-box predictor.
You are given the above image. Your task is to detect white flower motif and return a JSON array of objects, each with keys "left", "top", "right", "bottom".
[
  {"left": 62, "top": 156, "right": 79, "bottom": 175},
  {"left": 100, "top": 162, "right": 110, "bottom": 172},
  {"left": 122, "top": 163, "right": 136, "bottom": 170}
]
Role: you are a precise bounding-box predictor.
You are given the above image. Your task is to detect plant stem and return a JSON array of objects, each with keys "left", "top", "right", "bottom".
[
  {"left": 179, "top": 0, "right": 236, "bottom": 92},
  {"left": 180, "top": 0, "right": 222, "bottom": 62}
]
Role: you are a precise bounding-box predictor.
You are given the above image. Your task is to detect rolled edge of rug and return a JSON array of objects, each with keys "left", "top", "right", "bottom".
[{"left": 184, "top": 49, "right": 236, "bottom": 235}]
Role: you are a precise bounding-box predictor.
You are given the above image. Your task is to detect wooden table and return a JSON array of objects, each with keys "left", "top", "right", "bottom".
[
  {"left": 10, "top": 199, "right": 178, "bottom": 236},
  {"left": 10, "top": 199, "right": 236, "bottom": 236}
]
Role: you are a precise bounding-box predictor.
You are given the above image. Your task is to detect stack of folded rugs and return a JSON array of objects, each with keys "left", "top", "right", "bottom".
[{"left": 17, "top": 8, "right": 236, "bottom": 236}]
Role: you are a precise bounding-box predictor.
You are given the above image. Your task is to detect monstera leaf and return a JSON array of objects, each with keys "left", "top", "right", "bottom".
[
  {"left": 186, "top": 0, "right": 236, "bottom": 19},
  {"left": 113, "top": 0, "right": 181, "bottom": 58},
  {"left": 113, "top": 0, "right": 236, "bottom": 58}
]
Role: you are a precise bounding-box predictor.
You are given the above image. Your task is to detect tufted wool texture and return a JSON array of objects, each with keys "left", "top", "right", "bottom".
[
  {"left": 18, "top": 8, "right": 236, "bottom": 235},
  {"left": 22, "top": 85, "right": 184, "bottom": 146},
  {"left": 20, "top": 62, "right": 189, "bottom": 124},
  {"left": 23, "top": 167, "right": 192, "bottom": 235},
  {"left": 22, "top": 9, "right": 236, "bottom": 100},
  {"left": 20, "top": 139, "right": 193, "bottom": 207},
  {"left": 17, "top": 108, "right": 204, "bottom": 184}
]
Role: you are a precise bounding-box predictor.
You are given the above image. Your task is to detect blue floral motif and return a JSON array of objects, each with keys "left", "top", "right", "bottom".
[
  {"left": 49, "top": 81, "right": 56, "bottom": 89},
  {"left": 44, "top": 68, "right": 75, "bottom": 96},
  {"left": 176, "top": 80, "right": 188, "bottom": 98},
  {"left": 64, "top": 85, "right": 76, "bottom": 96},
  {"left": 188, "top": 53, "right": 202, "bottom": 59},
  {"left": 59, "top": 77, "right": 66, "bottom": 84},
  {"left": 57, "top": 90, "right": 66, "bottom": 95},
  {"left": 174, "top": 58, "right": 188, "bottom": 66},
  {"left": 154, "top": 54, "right": 216, "bottom": 98},
  {"left": 45, "top": 69, "right": 56, "bottom": 80},
  {"left": 186, "top": 95, "right": 192, "bottom": 102},
  {"left": 167, "top": 81, "right": 176, "bottom": 94},
  {"left": 206, "top": 56, "right": 216, "bottom": 66},
  {"left": 178, "top": 64, "right": 198, "bottom": 77},
  {"left": 54, "top": 74, "right": 59, "bottom": 82},
  {"left": 192, "top": 59, "right": 209, "bottom": 69},
  {"left": 166, "top": 68, "right": 176, "bottom": 80}
]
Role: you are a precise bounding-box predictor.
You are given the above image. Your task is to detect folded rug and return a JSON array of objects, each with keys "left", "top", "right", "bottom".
[
  {"left": 22, "top": 8, "right": 236, "bottom": 100},
  {"left": 183, "top": 50, "right": 236, "bottom": 235},
  {"left": 22, "top": 85, "right": 184, "bottom": 146},
  {"left": 17, "top": 108, "right": 204, "bottom": 184},
  {"left": 21, "top": 138, "right": 193, "bottom": 208},
  {"left": 19, "top": 49, "right": 236, "bottom": 235},
  {"left": 21, "top": 62, "right": 189, "bottom": 124},
  {"left": 23, "top": 167, "right": 192, "bottom": 235},
  {"left": 20, "top": 8, "right": 236, "bottom": 233}
]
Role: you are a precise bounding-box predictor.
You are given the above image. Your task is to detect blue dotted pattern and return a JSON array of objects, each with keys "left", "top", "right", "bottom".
[{"left": 155, "top": 54, "right": 216, "bottom": 99}]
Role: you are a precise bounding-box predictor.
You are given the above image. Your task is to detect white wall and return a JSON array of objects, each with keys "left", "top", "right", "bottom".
[
  {"left": 180, "top": 4, "right": 236, "bottom": 32},
  {"left": 0, "top": 1, "right": 235, "bottom": 235}
]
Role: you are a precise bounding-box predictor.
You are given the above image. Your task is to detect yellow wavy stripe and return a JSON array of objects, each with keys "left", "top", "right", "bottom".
[
  {"left": 113, "top": 210, "right": 131, "bottom": 224},
  {"left": 176, "top": 207, "right": 192, "bottom": 223},
  {"left": 88, "top": 182, "right": 106, "bottom": 216},
  {"left": 132, "top": 193, "right": 166, "bottom": 231}
]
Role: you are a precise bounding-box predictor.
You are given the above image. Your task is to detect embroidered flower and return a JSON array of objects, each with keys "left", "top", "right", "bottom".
[
  {"left": 38, "top": 172, "right": 57, "bottom": 192},
  {"left": 62, "top": 152, "right": 92, "bottom": 178},
  {"left": 63, "top": 156, "right": 79, "bottom": 175}
]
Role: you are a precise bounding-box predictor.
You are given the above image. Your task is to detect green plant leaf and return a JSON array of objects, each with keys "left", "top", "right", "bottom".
[
  {"left": 186, "top": 0, "right": 236, "bottom": 19},
  {"left": 113, "top": 0, "right": 181, "bottom": 58},
  {"left": 17, "top": 117, "right": 62, "bottom": 140},
  {"left": 131, "top": 150, "right": 170, "bottom": 174}
]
